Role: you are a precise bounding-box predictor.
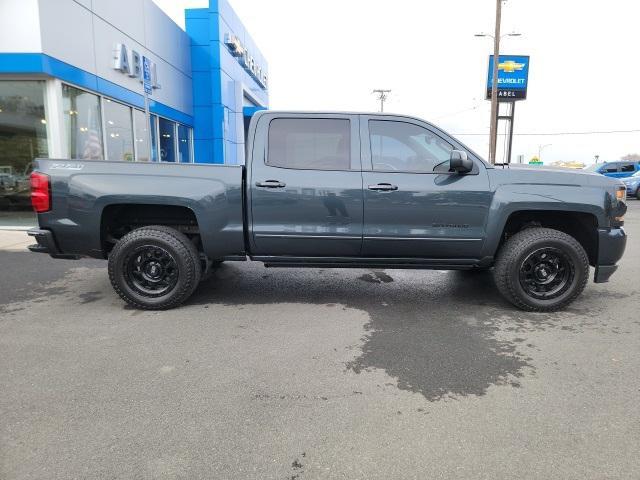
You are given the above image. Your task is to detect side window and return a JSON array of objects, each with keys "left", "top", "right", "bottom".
[
  {"left": 267, "top": 118, "right": 351, "bottom": 170},
  {"left": 620, "top": 163, "right": 635, "bottom": 172},
  {"left": 603, "top": 163, "right": 619, "bottom": 173},
  {"left": 369, "top": 120, "right": 453, "bottom": 172}
]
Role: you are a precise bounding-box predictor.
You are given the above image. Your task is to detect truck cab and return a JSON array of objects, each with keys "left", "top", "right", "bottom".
[{"left": 247, "top": 111, "right": 491, "bottom": 263}]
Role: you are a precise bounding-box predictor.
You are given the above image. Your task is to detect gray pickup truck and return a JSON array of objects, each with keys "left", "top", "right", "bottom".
[{"left": 28, "top": 111, "right": 627, "bottom": 311}]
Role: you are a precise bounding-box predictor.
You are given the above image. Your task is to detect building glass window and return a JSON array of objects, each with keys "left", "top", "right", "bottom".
[
  {"left": 177, "top": 124, "right": 191, "bottom": 163},
  {"left": 0, "top": 80, "right": 48, "bottom": 223},
  {"left": 133, "top": 109, "right": 150, "bottom": 162},
  {"left": 104, "top": 99, "right": 134, "bottom": 161},
  {"left": 62, "top": 84, "right": 103, "bottom": 160},
  {"left": 159, "top": 117, "right": 176, "bottom": 162},
  {"left": 150, "top": 114, "right": 159, "bottom": 162}
]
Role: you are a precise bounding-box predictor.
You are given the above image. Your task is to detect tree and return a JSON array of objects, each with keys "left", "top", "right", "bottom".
[{"left": 621, "top": 153, "right": 640, "bottom": 161}]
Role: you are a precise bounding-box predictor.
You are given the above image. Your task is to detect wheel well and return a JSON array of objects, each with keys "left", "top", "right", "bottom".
[
  {"left": 100, "top": 204, "right": 200, "bottom": 257},
  {"left": 499, "top": 210, "right": 598, "bottom": 266}
]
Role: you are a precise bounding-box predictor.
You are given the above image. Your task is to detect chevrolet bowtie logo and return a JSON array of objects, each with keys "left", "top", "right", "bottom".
[{"left": 498, "top": 60, "right": 525, "bottom": 73}]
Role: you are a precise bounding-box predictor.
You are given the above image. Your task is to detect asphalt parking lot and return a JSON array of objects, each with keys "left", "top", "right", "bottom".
[{"left": 1, "top": 203, "right": 639, "bottom": 480}]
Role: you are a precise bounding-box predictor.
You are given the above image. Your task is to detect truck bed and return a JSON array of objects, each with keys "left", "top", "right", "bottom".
[{"left": 33, "top": 159, "right": 245, "bottom": 260}]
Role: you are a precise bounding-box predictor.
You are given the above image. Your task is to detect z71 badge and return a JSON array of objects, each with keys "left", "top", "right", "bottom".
[{"left": 50, "top": 162, "right": 85, "bottom": 170}]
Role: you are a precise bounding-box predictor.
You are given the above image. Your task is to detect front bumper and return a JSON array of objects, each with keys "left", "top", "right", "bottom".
[
  {"left": 593, "top": 227, "right": 626, "bottom": 283},
  {"left": 27, "top": 228, "right": 80, "bottom": 259}
]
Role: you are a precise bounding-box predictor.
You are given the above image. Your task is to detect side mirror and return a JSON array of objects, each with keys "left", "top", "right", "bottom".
[{"left": 449, "top": 150, "right": 473, "bottom": 173}]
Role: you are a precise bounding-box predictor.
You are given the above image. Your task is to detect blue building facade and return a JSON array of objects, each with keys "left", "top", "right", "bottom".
[
  {"left": 187, "top": 0, "right": 269, "bottom": 165},
  {"left": 0, "top": 0, "right": 267, "bottom": 170},
  {"left": 0, "top": 0, "right": 267, "bottom": 222}
]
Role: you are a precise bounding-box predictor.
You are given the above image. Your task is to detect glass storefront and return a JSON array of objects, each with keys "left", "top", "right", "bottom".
[
  {"left": 0, "top": 79, "right": 193, "bottom": 226},
  {"left": 159, "top": 117, "right": 175, "bottom": 162},
  {"left": 62, "top": 84, "right": 103, "bottom": 160},
  {"left": 62, "top": 83, "right": 191, "bottom": 164},
  {"left": 177, "top": 124, "right": 191, "bottom": 163},
  {"left": 104, "top": 99, "right": 134, "bottom": 162},
  {"left": 0, "top": 80, "right": 48, "bottom": 224},
  {"left": 149, "top": 114, "right": 159, "bottom": 162},
  {"left": 133, "top": 109, "right": 150, "bottom": 162}
]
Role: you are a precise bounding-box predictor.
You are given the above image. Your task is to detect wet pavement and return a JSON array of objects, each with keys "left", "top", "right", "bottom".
[{"left": 1, "top": 203, "right": 639, "bottom": 479}]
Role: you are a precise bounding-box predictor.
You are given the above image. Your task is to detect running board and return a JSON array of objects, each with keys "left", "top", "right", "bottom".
[{"left": 254, "top": 256, "right": 492, "bottom": 270}]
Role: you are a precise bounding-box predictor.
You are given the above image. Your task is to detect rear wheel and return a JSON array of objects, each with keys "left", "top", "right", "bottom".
[
  {"left": 108, "top": 226, "right": 201, "bottom": 310},
  {"left": 493, "top": 227, "right": 589, "bottom": 311}
]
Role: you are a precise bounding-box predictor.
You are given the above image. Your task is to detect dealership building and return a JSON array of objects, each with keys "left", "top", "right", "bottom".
[{"left": 0, "top": 0, "right": 268, "bottom": 222}]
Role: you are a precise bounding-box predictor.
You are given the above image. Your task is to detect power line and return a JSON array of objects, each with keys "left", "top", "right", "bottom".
[
  {"left": 453, "top": 128, "right": 640, "bottom": 136},
  {"left": 432, "top": 104, "right": 481, "bottom": 121}
]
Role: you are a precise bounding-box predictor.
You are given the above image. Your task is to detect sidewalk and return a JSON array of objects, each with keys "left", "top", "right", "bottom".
[{"left": 0, "top": 229, "right": 32, "bottom": 252}]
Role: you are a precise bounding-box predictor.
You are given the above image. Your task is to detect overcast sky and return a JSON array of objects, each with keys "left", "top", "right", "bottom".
[{"left": 153, "top": 0, "right": 639, "bottom": 165}]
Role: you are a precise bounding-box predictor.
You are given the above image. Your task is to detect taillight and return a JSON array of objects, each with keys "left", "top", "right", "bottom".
[{"left": 30, "top": 172, "right": 51, "bottom": 213}]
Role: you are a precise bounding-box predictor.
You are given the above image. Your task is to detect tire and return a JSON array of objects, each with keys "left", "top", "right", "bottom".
[
  {"left": 636, "top": 189, "right": 640, "bottom": 201},
  {"left": 108, "top": 225, "right": 201, "bottom": 310},
  {"left": 493, "top": 227, "right": 589, "bottom": 312}
]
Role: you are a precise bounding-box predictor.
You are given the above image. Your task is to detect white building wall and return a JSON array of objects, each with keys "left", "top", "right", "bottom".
[
  {"left": 31, "top": 0, "right": 193, "bottom": 116},
  {"left": 38, "top": 0, "right": 95, "bottom": 73},
  {"left": 0, "top": 0, "right": 42, "bottom": 52}
]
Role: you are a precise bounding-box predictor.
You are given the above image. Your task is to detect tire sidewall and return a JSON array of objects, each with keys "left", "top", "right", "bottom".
[
  {"left": 506, "top": 236, "right": 588, "bottom": 310},
  {"left": 109, "top": 232, "right": 197, "bottom": 309}
]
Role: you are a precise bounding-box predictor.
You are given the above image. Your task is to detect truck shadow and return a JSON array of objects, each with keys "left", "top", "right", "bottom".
[{"left": 188, "top": 264, "right": 532, "bottom": 402}]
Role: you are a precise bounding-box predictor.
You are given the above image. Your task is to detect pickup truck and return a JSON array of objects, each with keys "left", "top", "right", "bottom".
[{"left": 28, "top": 111, "right": 628, "bottom": 311}]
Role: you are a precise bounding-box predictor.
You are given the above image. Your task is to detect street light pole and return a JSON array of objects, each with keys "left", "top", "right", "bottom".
[
  {"left": 538, "top": 143, "right": 552, "bottom": 162},
  {"left": 488, "top": 0, "right": 502, "bottom": 165},
  {"left": 372, "top": 89, "right": 391, "bottom": 113}
]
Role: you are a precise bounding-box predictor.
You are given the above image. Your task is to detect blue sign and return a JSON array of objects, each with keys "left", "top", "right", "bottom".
[
  {"left": 486, "top": 55, "right": 530, "bottom": 101},
  {"left": 142, "top": 56, "right": 152, "bottom": 95}
]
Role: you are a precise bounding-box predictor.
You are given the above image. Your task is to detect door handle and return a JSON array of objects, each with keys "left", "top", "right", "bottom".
[
  {"left": 256, "top": 180, "right": 286, "bottom": 188},
  {"left": 368, "top": 183, "right": 398, "bottom": 191}
]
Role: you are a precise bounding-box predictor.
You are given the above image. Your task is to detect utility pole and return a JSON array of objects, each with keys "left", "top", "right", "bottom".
[
  {"left": 372, "top": 89, "right": 391, "bottom": 112},
  {"left": 488, "top": 0, "right": 502, "bottom": 164}
]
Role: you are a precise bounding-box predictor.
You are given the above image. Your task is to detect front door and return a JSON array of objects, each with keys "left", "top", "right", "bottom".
[
  {"left": 360, "top": 116, "right": 492, "bottom": 259},
  {"left": 249, "top": 113, "right": 363, "bottom": 257}
]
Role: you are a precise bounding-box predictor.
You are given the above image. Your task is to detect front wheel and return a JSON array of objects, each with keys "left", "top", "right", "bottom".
[
  {"left": 108, "top": 226, "right": 201, "bottom": 310},
  {"left": 493, "top": 227, "right": 589, "bottom": 311}
]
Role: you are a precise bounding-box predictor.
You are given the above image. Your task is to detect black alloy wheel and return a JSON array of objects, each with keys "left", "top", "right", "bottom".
[
  {"left": 518, "top": 247, "right": 574, "bottom": 300},
  {"left": 493, "top": 227, "right": 589, "bottom": 311},
  {"left": 124, "top": 245, "right": 179, "bottom": 297},
  {"left": 108, "top": 226, "right": 201, "bottom": 310}
]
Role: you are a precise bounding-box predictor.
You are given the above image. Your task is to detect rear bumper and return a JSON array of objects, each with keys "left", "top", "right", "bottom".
[
  {"left": 594, "top": 227, "right": 626, "bottom": 283},
  {"left": 27, "top": 228, "right": 80, "bottom": 259}
]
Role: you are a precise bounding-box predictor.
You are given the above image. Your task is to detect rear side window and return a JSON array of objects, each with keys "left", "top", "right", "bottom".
[
  {"left": 603, "top": 163, "right": 619, "bottom": 173},
  {"left": 267, "top": 118, "right": 351, "bottom": 170},
  {"left": 620, "top": 163, "right": 635, "bottom": 172}
]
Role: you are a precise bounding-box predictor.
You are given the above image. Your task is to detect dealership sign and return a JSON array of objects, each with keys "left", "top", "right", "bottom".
[
  {"left": 224, "top": 33, "right": 268, "bottom": 90},
  {"left": 113, "top": 44, "right": 161, "bottom": 92},
  {"left": 486, "top": 55, "right": 529, "bottom": 101}
]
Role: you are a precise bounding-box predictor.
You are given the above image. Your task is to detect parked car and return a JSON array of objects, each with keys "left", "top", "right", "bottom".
[
  {"left": 585, "top": 160, "right": 640, "bottom": 178},
  {"left": 622, "top": 170, "right": 640, "bottom": 199},
  {"left": 28, "top": 111, "right": 628, "bottom": 312}
]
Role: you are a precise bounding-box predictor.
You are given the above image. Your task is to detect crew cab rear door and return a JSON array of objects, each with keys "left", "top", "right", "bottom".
[
  {"left": 248, "top": 113, "right": 363, "bottom": 256},
  {"left": 360, "top": 115, "right": 492, "bottom": 259}
]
